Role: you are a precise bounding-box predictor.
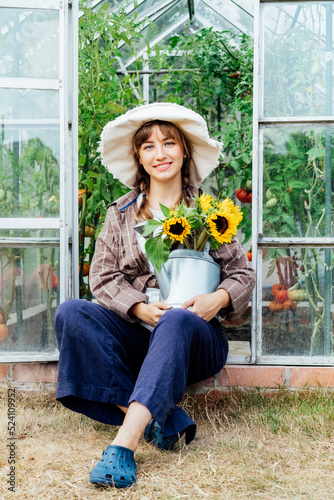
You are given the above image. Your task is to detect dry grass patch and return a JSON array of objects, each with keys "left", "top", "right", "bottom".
[{"left": 1, "top": 387, "right": 334, "bottom": 499}]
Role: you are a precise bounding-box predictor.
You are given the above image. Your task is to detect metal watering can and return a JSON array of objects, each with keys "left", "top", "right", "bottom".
[
  {"left": 156, "top": 243, "right": 221, "bottom": 307},
  {"left": 134, "top": 222, "right": 221, "bottom": 307}
]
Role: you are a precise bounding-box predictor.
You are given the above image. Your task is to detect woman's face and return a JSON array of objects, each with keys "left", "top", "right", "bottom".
[{"left": 138, "top": 125, "right": 185, "bottom": 185}]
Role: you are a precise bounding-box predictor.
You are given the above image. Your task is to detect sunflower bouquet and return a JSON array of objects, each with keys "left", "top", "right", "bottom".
[{"left": 140, "top": 193, "right": 243, "bottom": 272}]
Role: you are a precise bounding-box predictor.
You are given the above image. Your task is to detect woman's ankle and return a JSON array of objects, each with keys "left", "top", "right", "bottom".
[{"left": 111, "top": 424, "right": 141, "bottom": 451}]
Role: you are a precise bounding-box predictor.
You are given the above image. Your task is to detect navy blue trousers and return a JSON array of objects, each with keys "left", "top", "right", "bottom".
[{"left": 55, "top": 299, "right": 228, "bottom": 444}]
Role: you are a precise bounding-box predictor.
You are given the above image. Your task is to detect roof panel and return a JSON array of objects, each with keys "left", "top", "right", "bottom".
[
  {"left": 120, "top": 0, "right": 189, "bottom": 65},
  {"left": 195, "top": 0, "right": 253, "bottom": 35}
]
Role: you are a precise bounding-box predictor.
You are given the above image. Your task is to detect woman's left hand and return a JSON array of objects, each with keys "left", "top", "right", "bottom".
[{"left": 181, "top": 289, "right": 230, "bottom": 322}]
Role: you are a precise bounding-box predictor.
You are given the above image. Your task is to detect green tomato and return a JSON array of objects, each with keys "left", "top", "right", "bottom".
[
  {"left": 245, "top": 179, "right": 252, "bottom": 191},
  {"left": 265, "top": 189, "right": 273, "bottom": 200},
  {"left": 288, "top": 289, "right": 307, "bottom": 301},
  {"left": 266, "top": 197, "right": 278, "bottom": 208}
]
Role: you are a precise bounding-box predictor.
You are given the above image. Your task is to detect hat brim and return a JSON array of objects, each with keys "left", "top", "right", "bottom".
[{"left": 98, "top": 102, "right": 223, "bottom": 188}]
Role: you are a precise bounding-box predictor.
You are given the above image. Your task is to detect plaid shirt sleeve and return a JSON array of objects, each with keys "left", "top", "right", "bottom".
[
  {"left": 89, "top": 203, "right": 149, "bottom": 323},
  {"left": 211, "top": 236, "right": 256, "bottom": 321}
]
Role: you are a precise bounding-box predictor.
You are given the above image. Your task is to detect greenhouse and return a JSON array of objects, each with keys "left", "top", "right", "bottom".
[{"left": 0, "top": 0, "right": 333, "bottom": 387}]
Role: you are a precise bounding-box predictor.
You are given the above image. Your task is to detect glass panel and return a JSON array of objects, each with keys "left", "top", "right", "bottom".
[
  {"left": 133, "top": 0, "right": 168, "bottom": 18},
  {"left": 261, "top": 247, "right": 333, "bottom": 357},
  {"left": 262, "top": 2, "right": 334, "bottom": 117},
  {"left": 120, "top": 0, "right": 188, "bottom": 62},
  {"left": 0, "top": 8, "right": 59, "bottom": 79},
  {"left": 233, "top": 0, "right": 254, "bottom": 16},
  {"left": 195, "top": 0, "right": 253, "bottom": 34},
  {"left": 0, "top": 89, "right": 59, "bottom": 120},
  {"left": 262, "top": 126, "right": 333, "bottom": 238},
  {"left": 0, "top": 127, "right": 60, "bottom": 218},
  {"left": 0, "top": 243, "right": 60, "bottom": 353}
]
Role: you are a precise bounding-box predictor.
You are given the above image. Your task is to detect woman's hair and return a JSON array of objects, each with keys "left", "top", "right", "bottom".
[{"left": 132, "top": 120, "right": 193, "bottom": 221}]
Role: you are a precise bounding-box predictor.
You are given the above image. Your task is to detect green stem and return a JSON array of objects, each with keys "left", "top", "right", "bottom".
[
  {"left": 184, "top": 238, "right": 191, "bottom": 249},
  {"left": 197, "top": 231, "right": 210, "bottom": 252}
]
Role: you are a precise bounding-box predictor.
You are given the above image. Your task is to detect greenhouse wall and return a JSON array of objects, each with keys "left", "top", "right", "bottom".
[{"left": 1, "top": 0, "right": 334, "bottom": 390}]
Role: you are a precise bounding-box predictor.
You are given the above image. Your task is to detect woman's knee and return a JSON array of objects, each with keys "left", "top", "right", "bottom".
[
  {"left": 55, "top": 298, "right": 81, "bottom": 326},
  {"left": 155, "top": 308, "right": 200, "bottom": 341}
]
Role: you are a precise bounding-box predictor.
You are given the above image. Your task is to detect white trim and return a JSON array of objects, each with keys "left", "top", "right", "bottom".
[
  {"left": 59, "top": 1, "right": 66, "bottom": 303},
  {"left": 0, "top": 77, "right": 60, "bottom": 90},
  {"left": 0, "top": 353, "right": 59, "bottom": 363},
  {"left": 260, "top": 116, "right": 334, "bottom": 125},
  {"left": 258, "top": 237, "right": 334, "bottom": 247},
  {"left": 0, "top": 218, "right": 62, "bottom": 229},
  {"left": 252, "top": 0, "right": 260, "bottom": 364},
  {"left": 0, "top": 0, "right": 59, "bottom": 8},
  {"left": 70, "top": 0, "right": 79, "bottom": 299},
  {"left": 257, "top": 356, "right": 334, "bottom": 366},
  {"left": 0, "top": 237, "right": 60, "bottom": 247},
  {"left": 0, "top": 119, "right": 60, "bottom": 129}
]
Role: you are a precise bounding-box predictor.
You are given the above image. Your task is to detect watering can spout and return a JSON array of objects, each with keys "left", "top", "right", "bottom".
[{"left": 156, "top": 264, "right": 170, "bottom": 301}]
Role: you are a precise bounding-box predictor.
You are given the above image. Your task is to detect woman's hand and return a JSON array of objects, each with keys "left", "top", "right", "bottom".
[
  {"left": 181, "top": 289, "right": 230, "bottom": 322},
  {"left": 129, "top": 302, "right": 172, "bottom": 327}
]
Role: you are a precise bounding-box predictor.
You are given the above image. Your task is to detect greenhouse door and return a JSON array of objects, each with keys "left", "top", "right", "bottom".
[
  {"left": 252, "top": 1, "right": 334, "bottom": 364},
  {"left": 0, "top": 0, "right": 78, "bottom": 361}
]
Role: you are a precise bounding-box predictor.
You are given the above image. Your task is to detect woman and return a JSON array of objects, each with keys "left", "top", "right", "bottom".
[{"left": 55, "top": 103, "right": 255, "bottom": 489}]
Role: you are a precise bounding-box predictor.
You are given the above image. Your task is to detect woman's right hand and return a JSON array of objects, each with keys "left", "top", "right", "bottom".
[{"left": 129, "top": 302, "right": 172, "bottom": 327}]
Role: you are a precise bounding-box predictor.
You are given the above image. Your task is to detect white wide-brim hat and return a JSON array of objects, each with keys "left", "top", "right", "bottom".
[{"left": 98, "top": 102, "right": 223, "bottom": 188}]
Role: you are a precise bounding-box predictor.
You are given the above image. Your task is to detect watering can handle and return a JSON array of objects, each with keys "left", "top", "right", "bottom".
[{"left": 203, "top": 241, "right": 211, "bottom": 256}]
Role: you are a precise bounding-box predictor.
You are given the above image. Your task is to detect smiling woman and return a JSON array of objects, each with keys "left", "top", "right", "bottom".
[{"left": 54, "top": 102, "right": 256, "bottom": 489}]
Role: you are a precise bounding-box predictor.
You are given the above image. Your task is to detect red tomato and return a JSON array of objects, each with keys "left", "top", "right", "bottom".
[
  {"left": 79, "top": 263, "right": 90, "bottom": 277},
  {"left": 52, "top": 274, "right": 58, "bottom": 290},
  {"left": 275, "top": 289, "right": 288, "bottom": 303},
  {"left": 271, "top": 284, "right": 282, "bottom": 297},
  {"left": 0, "top": 324, "right": 8, "bottom": 341},
  {"left": 236, "top": 188, "right": 249, "bottom": 202},
  {"left": 283, "top": 299, "right": 297, "bottom": 310},
  {"left": 245, "top": 192, "right": 252, "bottom": 203}
]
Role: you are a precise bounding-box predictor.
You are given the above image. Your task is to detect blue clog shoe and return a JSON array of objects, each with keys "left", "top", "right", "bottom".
[
  {"left": 89, "top": 444, "right": 136, "bottom": 488},
  {"left": 144, "top": 419, "right": 185, "bottom": 450}
]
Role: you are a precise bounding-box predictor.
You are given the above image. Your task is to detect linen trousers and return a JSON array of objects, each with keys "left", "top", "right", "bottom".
[{"left": 55, "top": 298, "right": 228, "bottom": 443}]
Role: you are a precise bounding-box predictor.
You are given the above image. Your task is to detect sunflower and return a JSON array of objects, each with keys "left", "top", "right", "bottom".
[
  {"left": 207, "top": 208, "right": 243, "bottom": 244},
  {"left": 199, "top": 193, "right": 213, "bottom": 212},
  {"left": 163, "top": 216, "right": 191, "bottom": 244},
  {"left": 218, "top": 197, "right": 235, "bottom": 212}
]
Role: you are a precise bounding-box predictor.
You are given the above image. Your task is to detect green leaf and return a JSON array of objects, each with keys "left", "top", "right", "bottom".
[
  {"left": 86, "top": 178, "right": 94, "bottom": 192},
  {"left": 288, "top": 180, "right": 308, "bottom": 188},
  {"left": 159, "top": 203, "right": 172, "bottom": 218},
  {"left": 266, "top": 258, "right": 276, "bottom": 279},
  {"left": 145, "top": 236, "right": 171, "bottom": 272},
  {"left": 88, "top": 170, "right": 99, "bottom": 178},
  {"left": 106, "top": 102, "right": 125, "bottom": 114},
  {"left": 79, "top": 154, "right": 87, "bottom": 167},
  {"left": 141, "top": 219, "right": 163, "bottom": 236}
]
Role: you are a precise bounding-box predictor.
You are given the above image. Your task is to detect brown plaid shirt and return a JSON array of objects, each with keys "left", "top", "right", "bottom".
[{"left": 89, "top": 186, "right": 256, "bottom": 323}]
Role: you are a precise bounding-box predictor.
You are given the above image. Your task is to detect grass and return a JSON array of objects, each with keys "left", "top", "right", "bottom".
[{"left": 1, "top": 387, "right": 334, "bottom": 499}]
